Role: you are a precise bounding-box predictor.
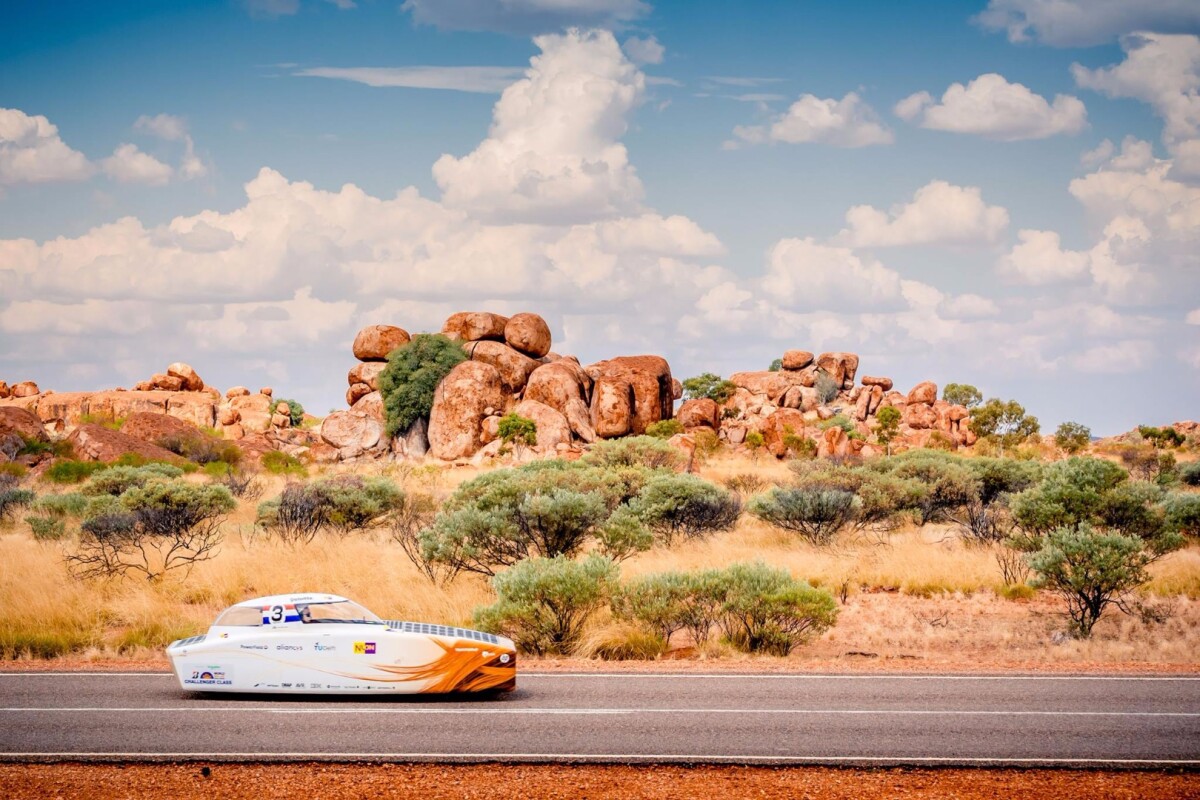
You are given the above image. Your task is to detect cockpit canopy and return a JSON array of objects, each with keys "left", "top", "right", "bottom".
[{"left": 213, "top": 599, "right": 383, "bottom": 627}]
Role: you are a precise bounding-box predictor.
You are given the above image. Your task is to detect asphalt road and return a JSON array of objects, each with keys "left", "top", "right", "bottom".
[{"left": 1, "top": 672, "right": 1198, "bottom": 767}]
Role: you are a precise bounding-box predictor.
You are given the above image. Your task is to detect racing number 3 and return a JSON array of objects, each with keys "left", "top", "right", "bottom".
[{"left": 270, "top": 605, "right": 284, "bottom": 623}]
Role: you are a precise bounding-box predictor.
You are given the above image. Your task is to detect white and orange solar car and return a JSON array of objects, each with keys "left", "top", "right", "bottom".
[{"left": 167, "top": 593, "right": 516, "bottom": 695}]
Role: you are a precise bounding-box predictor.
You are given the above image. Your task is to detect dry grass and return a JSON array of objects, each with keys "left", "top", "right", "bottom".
[{"left": 2, "top": 451, "right": 1198, "bottom": 666}]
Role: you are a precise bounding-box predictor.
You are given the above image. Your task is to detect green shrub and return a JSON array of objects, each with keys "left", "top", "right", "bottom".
[
  {"left": 681, "top": 373, "right": 737, "bottom": 404},
  {"left": 0, "top": 462, "right": 27, "bottom": 480},
  {"left": 275, "top": 398, "right": 306, "bottom": 427},
  {"left": 876, "top": 450, "right": 979, "bottom": 525},
  {"left": 942, "top": 383, "right": 982, "bottom": 409},
  {"left": 27, "top": 516, "right": 67, "bottom": 541},
  {"left": 814, "top": 372, "right": 839, "bottom": 404},
  {"left": 628, "top": 473, "right": 741, "bottom": 545},
  {"left": 1028, "top": 523, "right": 1184, "bottom": 638},
  {"left": 261, "top": 450, "right": 306, "bottom": 477},
  {"left": 970, "top": 398, "right": 1040, "bottom": 453},
  {"left": 68, "top": 481, "right": 235, "bottom": 581},
  {"left": 83, "top": 464, "right": 183, "bottom": 497},
  {"left": 159, "top": 433, "right": 242, "bottom": 467},
  {"left": 790, "top": 463, "right": 923, "bottom": 532},
  {"left": 1009, "top": 457, "right": 1165, "bottom": 539},
  {"left": 768, "top": 358, "right": 783, "bottom": 372},
  {"left": 29, "top": 492, "right": 88, "bottom": 518},
  {"left": 472, "top": 555, "right": 619, "bottom": 656},
  {"left": 257, "top": 476, "right": 404, "bottom": 542},
  {"left": 377, "top": 333, "right": 467, "bottom": 436},
  {"left": 1179, "top": 461, "right": 1200, "bottom": 486},
  {"left": 748, "top": 487, "right": 859, "bottom": 545},
  {"left": 874, "top": 405, "right": 901, "bottom": 452},
  {"left": 0, "top": 487, "right": 36, "bottom": 522},
  {"left": 44, "top": 460, "right": 107, "bottom": 484},
  {"left": 584, "top": 626, "right": 669, "bottom": 660},
  {"left": 1139, "top": 425, "right": 1185, "bottom": 448},
  {"left": 645, "top": 419, "right": 684, "bottom": 439},
  {"left": 960, "top": 458, "right": 1042, "bottom": 506},
  {"left": 497, "top": 413, "right": 538, "bottom": 448},
  {"left": 714, "top": 563, "right": 838, "bottom": 655},
  {"left": 612, "top": 571, "right": 698, "bottom": 643},
  {"left": 1054, "top": 421, "right": 1091, "bottom": 454},
  {"left": 818, "top": 415, "right": 854, "bottom": 434},
  {"left": 582, "top": 436, "right": 681, "bottom": 471},
  {"left": 745, "top": 431, "right": 765, "bottom": 455},
  {"left": 782, "top": 426, "right": 816, "bottom": 459},
  {"left": 1163, "top": 492, "right": 1200, "bottom": 538}
]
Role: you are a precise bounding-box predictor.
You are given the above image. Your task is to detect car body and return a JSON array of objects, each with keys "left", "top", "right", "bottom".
[{"left": 166, "top": 593, "right": 516, "bottom": 694}]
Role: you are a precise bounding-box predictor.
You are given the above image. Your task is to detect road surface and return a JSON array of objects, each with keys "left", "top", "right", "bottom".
[{"left": 1, "top": 671, "right": 1197, "bottom": 766}]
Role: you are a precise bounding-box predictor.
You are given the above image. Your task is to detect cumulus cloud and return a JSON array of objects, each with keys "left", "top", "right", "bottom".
[
  {"left": 433, "top": 29, "right": 645, "bottom": 223},
  {"left": 622, "top": 35, "right": 664, "bottom": 66},
  {"left": 0, "top": 108, "right": 93, "bottom": 185},
  {"left": 401, "top": 0, "right": 648, "bottom": 34},
  {"left": 895, "top": 74, "right": 1087, "bottom": 141},
  {"left": 835, "top": 180, "right": 1010, "bottom": 247},
  {"left": 243, "top": 0, "right": 300, "bottom": 18},
  {"left": 761, "top": 238, "right": 906, "bottom": 312},
  {"left": 997, "top": 229, "right": 1090, "bottom": 284},
  {"left": 101, "top": 144, "right": 173, "bottom": 185},
  {"left": 1069, "top": 339, "right": 1155, "bottom": 373},
  {"left": 731, "top": 92, "right": 894, "bottom": 148},
  {"left": 976, "top": 0, "right": 1200, "bottom": 47},
  {"left": 132, "top": 113, "right": 209, "bottom": 180},
  {"left": 295, "top": 66, "right": 526, "bottom": 93}
]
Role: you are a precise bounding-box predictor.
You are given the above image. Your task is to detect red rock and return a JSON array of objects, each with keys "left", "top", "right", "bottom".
[
  {"left": 861, "top": 375, "right": 893, "bottom": 390},
  {"left": 226, "top": 386, "right": 250, "bottom": 399},
  {"left": 427, "top": 361, "right": 506, "bottom": 460},
  {"left": 667, "top": 433, "right": 697, "bottom": 473},
  {"left": 907, "top": 381, "right": 937, "bottom": 405},
  {"left": 946, "top": 404, "right": 969, "bottom": 422},
  {"left": 730, "top": 371, "right": 791, "bottom": 402},
  {"left": 231, "top": 393, "right": 273, "bottom": 433},
  {"left": 504, "top": 312, "right": 552, "bottom": 358},
  {"left": 352, "top": 325, "right": 411, "bottom": 361},
  {"left": 584, "top": 355, "right": 674, "bottom": 435},
  {"left": 0, "top": 382, "right": 10, "bottom": 400},
  {"left": 816, "top": 352, "right": 859, "bottom": 389},
  {"left": 0, "top": 407, "right": 48, "bottom": 443},
  {"left": 903, "top": 404, "right": 939, "bottom": 430},
  {"left": 260, "top": 387, "right": 273, "bottom": 397},
  {"left": 854, "top": 390, "right": 872, "bottom": 422},
  {"left": 514, "top": 399, "right": 572, "bottom": 452},
  {"left": 119, "top": 412, "right": 205, "bottom": 449},
  {"left": 671, "top": 378, "right": 683, "bottom": 401},
  {"left": 11, "top": 381, "right": 39, "bottom": 398},
  {"left": 271, "top": 413, "right": 291, "bottom": 429},
  {"left": 347, "top": 382, "right": 372, "bottom": 406},
  {"left": 817, "top": 426, "right": 848, "bottom": 459},
  {"left": 782, "top": 350, "right": 814, "bottom": 371},
  {"left": 677, "top": 398, "right": 719, "bottom": 430},
  {"left": 868, "top": 385, "right": 884, "bottom": 416},
  {"left": 350, "top": 391, "right": 385, "bottom": 424},
  {"left": 564, "top": 399, "right": 597, "bottom": 443},
  {"left": 65, "top": 424, "right": 185, "bottom": 464},
  {"left": 320, "top": 411, "right": 385, "bottom": 459},
  {"left": 480, "top": 415, "right": 501, "bottom": 445},
  {"left": 442, "top": 312, "right": 509, "bottom": 342},
  {"left": 223, "top": 423, "right": 245, "bottom": 440},
  {"left": 150, "top": 373, "right": 183, "bottom": 392},
  {"left": 167, "top": 362, "right": 204, "bottom": 392},
  {"left": 760, "top": 409, "right": 808, "bottom": 458},
  {"left": 218, "top": 407, "right": 240, "bottom": 426},
  {"left": 524, "top": 361, "right": 595, "bottom": 440},
  {"left": 348, "top": 362, "right": 387, "bottom": 391},
  {"left": 466, "top": 340, "right": 540, "bottom": 394},
  {"left": 590, "top": 377, "right": 634, "bottom": 439}
]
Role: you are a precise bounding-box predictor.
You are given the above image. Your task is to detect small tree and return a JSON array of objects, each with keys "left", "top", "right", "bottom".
[
  {"left": 745, "top": 431, "right": 765, "bottom": 462},
  {"left": 874, "top": 406, "right": 901, "bottom": 455},
  {"left": 1138, "top": 426, "right": 1185, "bottom": 449},
  {"left": 768, "top": 358, "right": 783, "bottom": 372},
  {"left": 377, "top": 333, "right": 467, "bottom": 436},
  {"left": 645, "top": 419, "right": 685, "bottom": 439},
  {"left": 747, "top": 487, "right": 859, "bottom": 545},
  {"left": 970, "top": 398, "right": 1040, "bottom": 454},
  {"left": 498, "top": 413, "right": 537, "bottom": 454},
  {"left": 681, "top": 373, "right": 737, "bottom": 404},
  {"left": 1028, "top": 524, "right": 1184, "bottom": 638},
  {"left": 628, "top": 473, "right": 742, "bottom": 545},
  {"left": 473, "top": 555, "right": 619, "bottom": 656},
  {"left": 715, "top": 563, "right": 838, "bottom": 655},
  {"left": 942, "top": 383, "right": 983, "bottom": 409},
  {"left": 1054, "top": 421, "right": 1091, "bottom": 454}
]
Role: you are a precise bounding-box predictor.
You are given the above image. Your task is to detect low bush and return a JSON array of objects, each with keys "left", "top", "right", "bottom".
[
  {"left": 27, "top": 516, "right": 67, "bottom": 541},
  {"left": 83, "top": 464, "right": 183, "bottom": 497},
  {"left": 814, "top": 372, "right": 839, "bottom": 404},
  {"left": 497, "top": 413, "right": 537, "bottom": 448},
  {"left": 44, "top": 460, "right": 108, "bottom": 484},
  {"left": 204, "top": 464, "right": 264, "bottom": 500},
  {"left": 1054, "top": 421, "right": 1091, "bottom": 454},
  {"left": 472, "top": 555, "right": 619, "bottom": 656},
  {"left": 1163, "top": 492, "right": 1200, "bottom": 537},
  {"left": 1139, "top": 425, "right": 1185, "bottom": 449},
  {"left": 274, "top": 398, "right": 305, "bottom": 428},
  {"left": 157, "top": 432, "right": 241, "bottom": 467},
  {"left": 681, "top": 373, "right": 737, "bottom": 404},
  {"left": 257, "top": 476, "right": 404, "bottom": 543},
  {"left": 747, "top": 487, "right": 859, "bottom": 545},
  {"left": 260, "top": 450, "right": 306, "bottom": 477},
  {"left": 578, "top": 624, "right": 668, "bottom": 661},
  {"left": 790, "top": 463, "right": 922, "bottom": 532},
  {"left": 715, "top": 563, "right": 838, "bottom": 655},
  {"left": 818, "top": 415, "right": 854, "bottom": 434},
  {"left": 1180, "top": 461, "right": 1200, "bottom": 486},
  {"left": 0, "top": 486, "right": 36, "bottom": 522},
  {"left": 29, "top": 492, "right": 88, "bottom": 519},
  {"left": 645, "top": 419, "right": 684, "bottom": 439},
  {"left": 582, "top": 436, "right": 681, "bottom": 471},
  {"left": 628, "top": 473, "right": 741, "bottom": 545},
  {"left": 722, "top": 472, "right": 770, "bottom": 496},
  {"left": 875, "top": 450, "right": 980, "bottom": 525},
  {"left": 0, "top": 462, "right": 27, "bottom": 480}
]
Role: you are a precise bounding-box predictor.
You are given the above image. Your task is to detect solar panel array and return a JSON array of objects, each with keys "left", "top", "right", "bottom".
[
  {"left": 170, "top": 635, "right": 207, "bottom": 649},
  {"left": 386, "top": 620, "right": 500, "bottom": 645}
]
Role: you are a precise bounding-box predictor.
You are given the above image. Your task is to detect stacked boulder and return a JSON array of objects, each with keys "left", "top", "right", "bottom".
[
  {"left": 132, "top": 362, "right": 211, "bottom": 394},
  {"left": 0, "top": 380, "right": 39, "bottom": 399},
  {"left": 321, "top": 312, "right": 676, "bottom": 463}
]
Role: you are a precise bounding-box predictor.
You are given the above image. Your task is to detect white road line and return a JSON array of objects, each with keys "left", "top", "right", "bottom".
[
  {"left": 2, "top": 672, "right": 1198, "bottom": 681},
  {"left": 1, "top": 752, "right": 1198, "bottom": 766},
  {"left": 1, "top": 707, "right": 1195, "bottom": 717}
]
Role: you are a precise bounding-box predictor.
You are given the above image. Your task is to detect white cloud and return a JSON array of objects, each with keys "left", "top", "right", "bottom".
[
  {"left": 1073, "top": 33, "right": 1200, "bottom": 176},
  {"left": 732, "top": 92, "right": 893, "bottom": 148},
  {"left": 997, "top": 229, "right": 1090, "bottom": 284},
  {"left": 895, "top": 73, "right": 1087, "bottom": 141},
  {"left": 244, "top": 0, "right": 299, "bottom": 18},
  {"left": 1186, "top": 308, "right": 1200, "bottom": 324},
  {"left": 326, "top": 0, "right": 356, "bottom": 9},
  {"left": 1069, "top": 339, "right": 1155, "bottom": 373},
  {"left": 940, "top": 293, "right": 1000, "bottom": 319},
  {"left": 100, "top": 143, "right": 173, "bottom": 186},
  {"left": 295, "top": 66, "right": 526, "bottom": 94},
  {"left": 0, "top": 108, "right": 93, "bottom": 185},
  {"left": 134, "top": 113, "right": 188, "bottom": 141},
  {"left": 623, "top": 35, "right": 664, "bottom": 66},
  {"left": 401, "top": 0, "right": 648, "bottom": 34},
  {"left": 433, "top": 29, "right": 645, "bottom": 223},
  {"left": 836, "top": 180, "right": 1010, "bottom": 247},
  {"left": 976, "top": 0, "right": 1200, "bottom": 47},
  {"left": 761, "top": 238, "right": 905, "bottom": 312}
]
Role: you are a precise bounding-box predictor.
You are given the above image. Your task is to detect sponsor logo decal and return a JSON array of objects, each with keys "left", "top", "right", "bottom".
[
  {"left": 353, "top": 641, "right": 377, "bottom": 655},
  {"left": 184, "top": 666, "right": 233, "bottom": 686},
  {"left": 500, "top": 654, "right": 511, "bottom": 664},
  {"left": 239, "top": 644, "right": 268, "bottom": 651},
  {"left": 275, "top": 644, "right": 304, "bottom": 651},
  {"left": 314, "top": 642, "right": 337, "bottom": 652}
]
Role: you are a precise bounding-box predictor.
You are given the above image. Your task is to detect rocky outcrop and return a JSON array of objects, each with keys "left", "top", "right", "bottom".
[
  {"left": 352, "top": 325, "right": 410, "bottom": 361},
  {"left": 427, "top": 361, "right": 506, "bottom": 461},
  {"left": 442, "top": 312, "right": 508, "bottom": 343},
  {"left": 504, "top": 313, "right": 552, "bottom": 359},
  {"left": 524, "top": 361, "right": 596, "bottom": 442},
  {"left": 66, "top": 424, "right": 185, "bottom": 464},
  {"left": 781, "top": 350, "right": 814, "bottom": 371},
  {"left": 816, "top": 352, "right": 859, "bottom": 390},
  {"left": 678, "top": 398, "right": 719, "bottom": 430},
  {"left": 348, "top": 362, "right": 387, "bottom": 392},
  {"left": 584, "top": 356, "right": 674, "bottom": 437},
  {"left": 0, "top": 407, "right": 48, "bottom": 463},
  {"left": 12, "top": 381, "right": 40, "bottom": 398},
  {"left": 466, "top": 340, "right": 540, "bottom": 394},
  {"left": 120, "top": 412, "right": 206, "bottom": 450},
  {"left": 907, "top": 381, "right": 938, "bottom": 406},
  {"left": 514, "top": 399, "right": 572, "bottom": 453},
  {"left": 319, "top": 411, "right": 387, "bottom": 461}
]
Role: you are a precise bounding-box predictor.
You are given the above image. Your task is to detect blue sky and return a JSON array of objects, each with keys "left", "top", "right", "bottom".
[{"left": 1, "top": 0, "right": 1198, "bottom": 434}]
